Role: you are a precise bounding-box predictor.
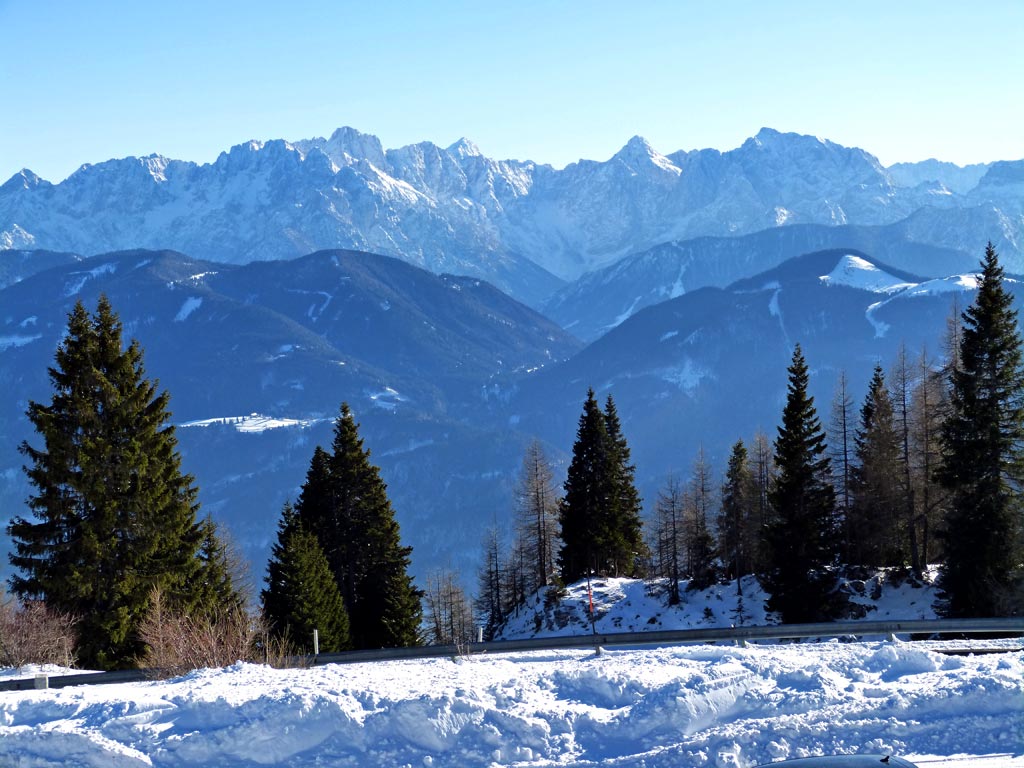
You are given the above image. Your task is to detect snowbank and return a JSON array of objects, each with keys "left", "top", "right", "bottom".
[{"left": 0, "top": 640, "right": 1021, "bottom": 767}]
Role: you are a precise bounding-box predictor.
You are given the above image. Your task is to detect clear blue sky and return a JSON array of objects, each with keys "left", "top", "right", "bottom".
[{"left": 1, "top": 0, "right": 1022, "bottom": 183}]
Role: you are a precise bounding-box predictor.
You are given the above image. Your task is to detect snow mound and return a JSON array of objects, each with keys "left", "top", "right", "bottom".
[
  {"left": 1, "top": 643, "right": 1021, "bottom": 767},
  {"left": 819, "top": 255, "right": 915, "bottom": 293}
]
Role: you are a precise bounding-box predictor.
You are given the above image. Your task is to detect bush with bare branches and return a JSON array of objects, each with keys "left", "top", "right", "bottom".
[
  {"left": 140, "top": 589, "right": 304, "bottom": 676},
  {"left": 0, "top": 592, "right": 77, "bottom": 669}
]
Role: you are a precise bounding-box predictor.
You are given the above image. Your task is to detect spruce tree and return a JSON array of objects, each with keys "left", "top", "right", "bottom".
[
  {"left": 8, "top": 297, "right": 207, "bottom": 668},
  {"left": 602, "top": 396, "right": 646, "bottom": 576},
  {"left": 848, "top": 364, "right": 903, "bottom": 567},
  {"left": 762, "top": 345, "right": 842, "bottom": 623},
  {"left": 261, "top": 503, "right": 351, "bottom": 653},
  {"left": 295, "top": 404, "right": 421, "bottom": 648},
  {"left": 558, "top": 390, "right": 613, "bottom": 584},
  {"left": 192, "top": 517, "right": 245, "bottom": 619},
  {"left": 937, "top": 244, "right": 1024, "bottom": 617},
  {"left": 558, "top": 390, "right": 645, "bottom": 583},
  {"left": 718, "top": 440, "right": 756, "bottom": 588}
]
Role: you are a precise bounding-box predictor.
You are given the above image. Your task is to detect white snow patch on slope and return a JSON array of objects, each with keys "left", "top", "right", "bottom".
[
  {"left": 660, "top": 359, "right": 709, "bottom": 392},
  {"left": 174, "top": 296, "right": 203, "bottom": 322},
  {"left": 63, "top": 262, "right": 117, "bottom": 297},
  {"left": 369, "top": 387, "right": 408, "bottom": 411},
  {"left": 905, "top": 274, "right": 980, "bottom": 296},
  {"left": 866, "top": 301, "right": 891, "bottom": 338},
  {"left": 820, "top": 254, "right": 915, "bottom": 293},
  {"left": 178, "top": 413, "right": 320, "bottom": 432}
]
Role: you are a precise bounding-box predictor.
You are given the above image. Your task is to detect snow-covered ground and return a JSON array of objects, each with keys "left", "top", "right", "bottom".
[
  {"left": 499, "top": 572, "right": 939, "bottom": 639},
  {"left": 0, "top": 640, "right": 1021, "bottom": 767},
  {"left": 1, "top": 575, "right": 1020, "bottom": 767}
]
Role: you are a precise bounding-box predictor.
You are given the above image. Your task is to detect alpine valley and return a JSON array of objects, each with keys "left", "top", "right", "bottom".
[{"left": 1, "top": 127, "right": 1023, "bottom": 583}]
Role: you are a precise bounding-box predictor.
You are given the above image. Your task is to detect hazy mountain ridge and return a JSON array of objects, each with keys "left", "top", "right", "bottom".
[
  {"left": 0, "top": 244, "right": 1011, "bottom": 584},
  {"left": 2, "top": 127, "right": 1021, "bottom": 305},
  {"left": 0, "top": 249, "right": 581, "bottom": 578}
]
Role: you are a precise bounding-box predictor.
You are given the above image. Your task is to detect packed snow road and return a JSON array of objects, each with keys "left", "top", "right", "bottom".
[{"left": 0, "top": 640, "right": 1021, "bottom": 767}]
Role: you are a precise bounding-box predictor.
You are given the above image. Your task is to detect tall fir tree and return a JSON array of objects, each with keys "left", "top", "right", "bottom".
[
  {"left": 937, "top": 244, "right": 1024, "bottom": 617},
  {"left": 261, "top": 503, "right": 351, "bottom": 653},
  {"left": 718, "top": 440, "right": 757, "bottom": 589},
  {"left": 558, "top": 390, "right": 645, "bottom": 583},
  {"left": 848, "top": 364, "right": 903, "bottom": 567},
  {"left": 192, "top": 516, "right": 246, "bottom": 619},
  {"left": 762, "top": 345, "right": 842, "bottom": 623},
  {"left": 8, "top": 297, "right": 208, "bottom": 668},
  {"left": 295, "top": 404, "right": 422, "bottom": 648},
  {"left": 602, "top": 396, "right": 646, "bottom": 576}
]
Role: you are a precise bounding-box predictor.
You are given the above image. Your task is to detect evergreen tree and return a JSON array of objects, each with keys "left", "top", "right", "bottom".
[
  {"left": 474, "top": 525, "right": 507, "bottom": 641},
  {"left": 261, "top": 503, "right": 350, "bottom": 653},
  {"left": 848, "top": 364, "right": 903, "bottom": 566},
  {"left": 762, "top": 345, "right": 842, "bottom": 623},
  {"left": 937, "top": 244, "right": 1024, "bottom": 617},
  {"left": 192, "top": 516, "right": 246, "bottom": 618},
  {"left": 558, "top": 390, "right": 613, "bottom": 584},
  {"left": 828, "top": 371, "right": 855, "bottom": 555},
  {"left": 8, "top": 297, "right": 205, "bottom": 668},
  {"left": 602, "top": 396, "right": 646, "bottom": 576},
  {"left": 295, "top": 404, "right": 422, "bottom": 648},
  {"left": 558, "top": 390, "right": 645, "bottom": 583},
  {"left": 718, "top": 440, "right": 757, "bottom": 590}
]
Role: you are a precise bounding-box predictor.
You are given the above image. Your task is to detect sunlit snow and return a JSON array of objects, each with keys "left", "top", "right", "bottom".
[
  {"left": 178, "top": 413, "right": 320, "bottom": 432},
  {"left": 0, "top": 638, "right": 1020, "bottom": 767},
  {"left": 63, "top": 262, "right": 117, "bottom": 297},
  {"left": 819, "top": 255, "right": 915, "bottom": 293},
  {"left": 173, "top": 296, "right": 203, "bottom": 322}
]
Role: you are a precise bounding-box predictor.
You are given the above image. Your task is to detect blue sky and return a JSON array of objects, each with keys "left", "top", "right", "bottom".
[{"left": 1, "top": 0, "right": 1021, "bottom": 183}]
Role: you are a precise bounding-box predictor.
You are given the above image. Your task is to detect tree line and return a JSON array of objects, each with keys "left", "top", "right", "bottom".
[
  {"left": 469, "top": 243, "right": 1024, "bottom": 636},
  {"left": 4, "top": 245, "right": 1022, "bottom": 669}
]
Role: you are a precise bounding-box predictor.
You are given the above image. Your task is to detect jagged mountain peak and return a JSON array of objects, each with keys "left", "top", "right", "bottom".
[
  {"left": 1, "top": 168, "right": 47, "bottom": 191},
  {"left": 447, "top": 137, "right": 482, "bottom": 158},
  {"left": 611, "top": 135, "right": 680, "bottom": 175}
]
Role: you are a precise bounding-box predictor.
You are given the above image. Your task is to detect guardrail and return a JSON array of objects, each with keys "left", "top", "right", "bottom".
[
  {"left": 313, "top": 617, "right": 1024, "bottom": 664},
  {"left": 2, "top": 617, "right": 1021, "bottom": 692}
]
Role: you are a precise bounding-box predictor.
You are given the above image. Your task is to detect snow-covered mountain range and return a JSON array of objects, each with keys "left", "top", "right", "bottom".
[{"left": 2, "top": 128, "right": 1022, "bottom": 306}]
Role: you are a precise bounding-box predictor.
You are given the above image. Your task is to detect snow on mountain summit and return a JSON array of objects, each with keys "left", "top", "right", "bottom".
[{"left": 819, "top": 254, "right": 915, "bottom": 293}]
